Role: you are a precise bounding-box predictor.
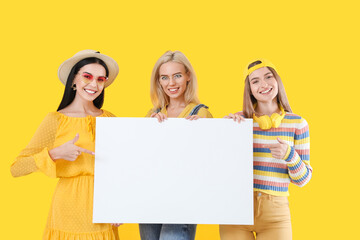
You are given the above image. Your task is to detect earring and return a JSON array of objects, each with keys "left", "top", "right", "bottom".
[{"left": 72, "top": 84, "right": 77, "bottom": 91}]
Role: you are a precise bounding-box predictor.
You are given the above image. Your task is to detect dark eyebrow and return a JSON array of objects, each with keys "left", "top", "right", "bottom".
[{"left": 83, "top": 72, "right": 107, "bottom": 78}]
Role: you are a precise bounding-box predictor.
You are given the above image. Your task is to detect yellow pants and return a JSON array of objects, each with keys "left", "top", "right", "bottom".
[{"left": 219, "top": 192, "right": 292, "bottom": 240}]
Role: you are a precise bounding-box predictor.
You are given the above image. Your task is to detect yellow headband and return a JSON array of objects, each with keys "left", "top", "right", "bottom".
[{"left": 244, "top": 59, "right": 278, "bottom": 79}]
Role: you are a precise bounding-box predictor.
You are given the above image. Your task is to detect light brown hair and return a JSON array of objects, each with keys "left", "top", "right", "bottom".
[{"left": 243, "top": 61, "right": 292, "bottom": 118}]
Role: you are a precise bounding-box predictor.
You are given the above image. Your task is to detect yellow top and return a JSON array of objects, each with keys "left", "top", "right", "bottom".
[
  {"left": 146, "top": 102, "right": 213, "bottom": 118},
  {"left": 11, "top": 110, "right": 115, "bottom": 179},
  {"left": 11, "top": 110, "right": 119, "bottom": 240}
]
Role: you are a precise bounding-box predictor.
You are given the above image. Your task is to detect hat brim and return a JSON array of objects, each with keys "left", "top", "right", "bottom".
[{"left": 58, "top": 50, "right": 119, "bottom": 88}]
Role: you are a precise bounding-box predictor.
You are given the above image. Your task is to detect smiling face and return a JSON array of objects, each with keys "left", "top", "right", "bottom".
[
  {"left": 73, "top": 63, "right": 107, "bottom": 102},
  {"left": 249, "top": 67, "right": 279, "bottom": 104},
  {"left": 158, "top": 61, "right": 190, "bottom": 101}
]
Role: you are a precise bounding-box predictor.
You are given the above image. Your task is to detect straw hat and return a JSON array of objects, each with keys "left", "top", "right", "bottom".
[{"left": 58, "top": 50, "right": 119, "bottom": 88}]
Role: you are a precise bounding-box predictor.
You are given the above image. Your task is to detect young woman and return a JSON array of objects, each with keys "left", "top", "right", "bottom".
[
  {"left": 139, "top": 50, "right": 212, "bottom": 240},
  {"left": 11, "top": 50, "right": 121, "bottom": 240},
  {"left": 221, "top": 59, "right": 312, "bottom": 240}
]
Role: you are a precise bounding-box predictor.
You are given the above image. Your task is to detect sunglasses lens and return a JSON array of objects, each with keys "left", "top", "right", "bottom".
[
  {"left": 80, "top": 73, "right": 107, "bottom": 86},
  {"left": 81, "top": 73, "right": 93, "bottom": 84},
  {"left": 97, "top": 77, "right": 107, "bottom": 84}
]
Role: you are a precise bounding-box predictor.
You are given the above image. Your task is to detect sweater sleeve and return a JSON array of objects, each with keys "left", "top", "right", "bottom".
[
  {"left": 284, "top": 117, "right": 312, "bottom": 187},
  {"left": 10, "top": 112, "right": 59, "bottom": 178}
]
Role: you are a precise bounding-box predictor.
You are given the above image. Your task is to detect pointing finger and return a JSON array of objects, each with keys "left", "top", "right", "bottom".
[
  {"left": 269, "top": 145, "right": 280, "bottom": 150},
  {"left": 77, "top": 147, "right": 95, "bottom": 155}
]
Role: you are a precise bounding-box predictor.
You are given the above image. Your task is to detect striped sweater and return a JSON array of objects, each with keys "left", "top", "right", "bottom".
[{"left": 240, "top": 112, "right": 312, "bottom": 196}]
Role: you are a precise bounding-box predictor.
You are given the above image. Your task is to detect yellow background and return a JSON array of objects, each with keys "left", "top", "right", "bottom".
[{"left": 1, "top": 0, "right": 359, "bottom": 239}]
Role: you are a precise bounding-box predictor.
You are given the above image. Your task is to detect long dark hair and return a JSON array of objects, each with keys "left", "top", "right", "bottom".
[{"left": 57, "top": 58, "right": 109, "bottom": 111}]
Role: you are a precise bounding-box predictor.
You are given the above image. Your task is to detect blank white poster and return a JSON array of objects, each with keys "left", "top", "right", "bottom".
[{"left": 93, "top": 118, "right": 253, "bottom": 225}]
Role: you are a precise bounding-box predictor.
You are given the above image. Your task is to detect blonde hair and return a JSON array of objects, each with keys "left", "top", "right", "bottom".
[
  {"left": 243, "top": 62, "right": 292, "bottom": 118},
  {"left": 150, "top": 51, "right": 200, "bottom": 109}
]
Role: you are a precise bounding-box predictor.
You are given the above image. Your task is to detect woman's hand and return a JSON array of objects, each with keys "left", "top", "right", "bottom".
[
  {"left": 265, "top": 137, "right": 289, "bottom": 159},
  {"left": 111, "top": 223, "right": 123, "bottom": 227},
  {"left": 223, "top": 113, "right": 245, "bottom": 123},
  {"left": 48, "top": 134, "right": 94, "bottom": 161},
  {"left": 185, "top": 115, "right": 200, "bottom": 120},
  {"left": 150, "top": 112, "right": 167, "bottom": 122}
]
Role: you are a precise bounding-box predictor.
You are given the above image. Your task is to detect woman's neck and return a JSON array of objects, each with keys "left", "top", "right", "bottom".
[
  {"left": 255, "top": 100, "right": 279, "bottom": 116},
  {"left": 167, "top": 96, "right": 187, "bottom": 110},
  {"left": 60, "top": 95, "right": 100, "bottom": 116}
]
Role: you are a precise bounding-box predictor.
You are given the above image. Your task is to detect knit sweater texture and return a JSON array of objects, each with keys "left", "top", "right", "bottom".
[{"left": 239, "top": 111, "right": 312, "bottom": 196}]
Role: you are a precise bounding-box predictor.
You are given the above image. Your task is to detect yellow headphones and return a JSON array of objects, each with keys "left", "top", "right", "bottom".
[{"left": 253, "top": 105, "right": 285, "bottom": 130}]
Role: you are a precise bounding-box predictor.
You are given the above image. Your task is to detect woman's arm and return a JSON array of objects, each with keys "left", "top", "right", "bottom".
[
  {"left": 284, "top": 118, "right": 312, "bottom": 187},
  {"left": 10, "top": 113, "right": 59, "bottom": 178}
]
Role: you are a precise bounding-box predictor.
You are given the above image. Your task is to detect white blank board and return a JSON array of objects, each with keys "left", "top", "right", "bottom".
[{"left": 93, "top": 118, "right": 253, "bottom": 224}]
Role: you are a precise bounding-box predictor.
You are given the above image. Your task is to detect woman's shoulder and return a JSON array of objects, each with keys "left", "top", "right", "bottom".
[
  {"left": 284, "top": 112, "right": 309, "bottom": 127},
  {"left": 44, "top": 112, "right": 62, "bottom": 121},
  {"left": 191, "top": 103, "right": 213, "bottom": 118},
  {"left": 101, "top": 109, "right": 116, "bottom": 117},
  {"left": 32, "top": 112, "right": 62, "bottom": 131},
  {"left": 284, "top": 112, "right": 306, "bottom": 121},
  {"left": 197, "top": 106, "right": 213, "bottom": 118}
]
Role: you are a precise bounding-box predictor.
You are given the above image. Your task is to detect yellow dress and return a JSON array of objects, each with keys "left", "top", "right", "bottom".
[
  {"left": 11, "top": 110, "right": 119, "bottom": 240},
  {"left": 146, "top": 102, "right": 213, "bottom": 118}
]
